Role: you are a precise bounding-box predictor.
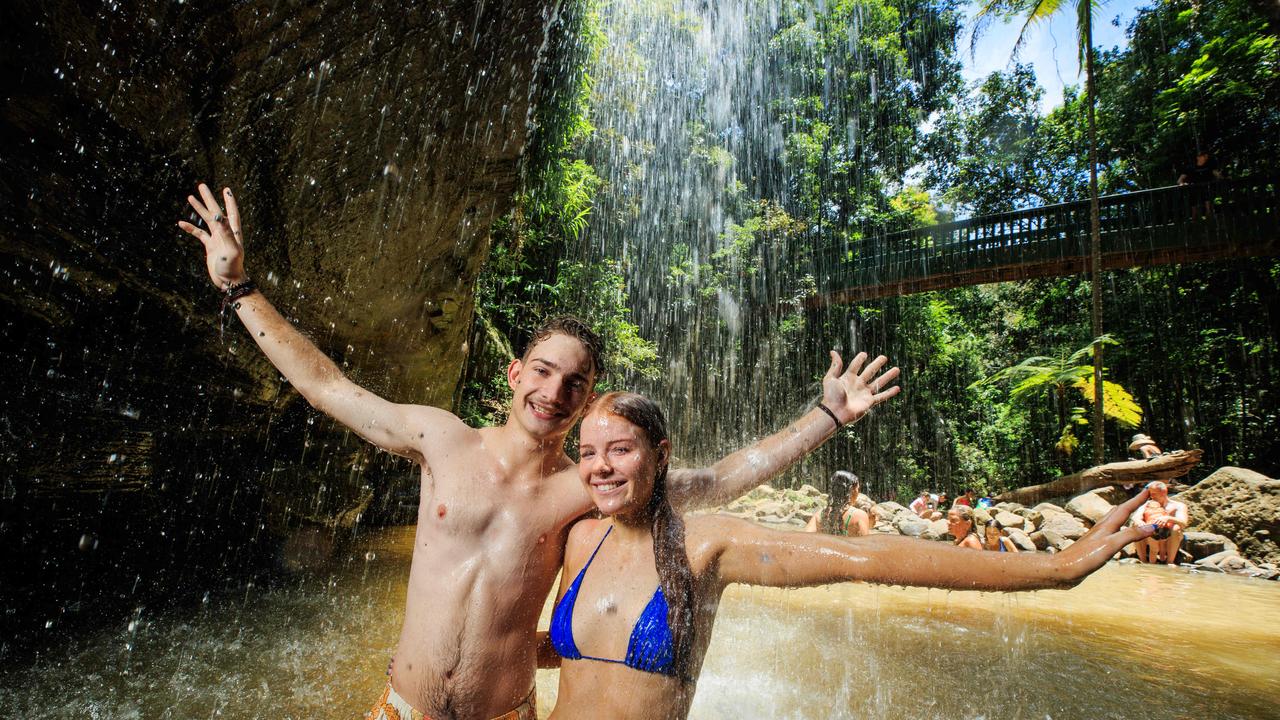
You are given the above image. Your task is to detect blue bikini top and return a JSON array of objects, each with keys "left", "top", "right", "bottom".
[{"left": 549, "top": 525, "right": 678, "bottom": 677}]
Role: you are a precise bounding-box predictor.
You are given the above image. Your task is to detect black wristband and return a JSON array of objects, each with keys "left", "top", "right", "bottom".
[
  {"left": 817, "top": 403, "right": 843, "bottom": 430},
  {"left": 224, "top": 278, "right": 257, "bottom": 302}
]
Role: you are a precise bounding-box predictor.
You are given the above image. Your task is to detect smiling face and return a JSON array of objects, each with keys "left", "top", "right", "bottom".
[
  {"left": 983, "top": 523, "right": 1002, "bottom": 548},
  {"left": 507, "top": 332, "right": 597, "bottom": 440},
  {"left": 577, "top": 409, "right": 668, "bottom": 518}
]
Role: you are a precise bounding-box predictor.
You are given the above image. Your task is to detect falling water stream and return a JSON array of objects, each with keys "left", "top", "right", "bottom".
[{"left": 1, "top": 526, "right": 1276, "bottom": 718}]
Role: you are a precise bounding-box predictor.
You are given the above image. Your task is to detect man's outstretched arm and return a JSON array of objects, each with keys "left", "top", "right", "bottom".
[
  {"left": 178, "top": 183, "right": 446, "bottom": 464},
  {"left": 667, "top": 351, "right": 901, "bottom": 510}
]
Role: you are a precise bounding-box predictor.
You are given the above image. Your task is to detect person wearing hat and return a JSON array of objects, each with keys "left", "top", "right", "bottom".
[{"left": 1128, "top": 434, "right": 1162, "bottom": 460}]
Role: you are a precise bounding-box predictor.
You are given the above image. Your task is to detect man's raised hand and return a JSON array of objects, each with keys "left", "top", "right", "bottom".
[
  {"left": 177, "top": 183, "right": 246, "bottom": 289},
  {"left": 822, "top": 351, "right": 902, "bottom": 425}
]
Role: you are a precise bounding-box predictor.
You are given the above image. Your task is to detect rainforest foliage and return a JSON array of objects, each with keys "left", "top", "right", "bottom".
[{"left": 464, "top": 0, "right": 1279, "bottom": 494}]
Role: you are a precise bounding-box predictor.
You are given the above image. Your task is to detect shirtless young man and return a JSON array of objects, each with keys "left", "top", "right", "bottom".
[
  {"left": 177, "top": 184, "right": 902, "bottom": 720},
  {"left": 1129, "top": 481, "right": 1189, "bottom": 565}
]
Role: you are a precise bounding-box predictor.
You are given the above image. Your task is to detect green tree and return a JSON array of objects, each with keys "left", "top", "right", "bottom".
[
  {"left": 976, "top": 336, "right": 1143, "bottom": 461},
  {"left": 972, "top": 0, "right": 1109, "bottom": 463}
]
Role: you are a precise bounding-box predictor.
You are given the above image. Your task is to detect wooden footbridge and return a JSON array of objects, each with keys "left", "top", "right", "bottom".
[{"left": 809, "top": 178, "right": 1279, "bottom": 306}]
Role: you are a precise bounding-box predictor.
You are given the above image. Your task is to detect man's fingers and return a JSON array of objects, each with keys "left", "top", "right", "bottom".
[
  {"left": 223, "top": 187, "right": 242, "bottom": 240},
  {"left": 177, "top": 220, "right": 209, "bottom": 245},
  {"left": 825, "top": 350, "right": 843, "bottom": 381},
  {"left": 187, "top": 195, "right": 213, "bottom": 225},
  {"left": 197, "top": 183, "right": 225, "bottom": 224}
]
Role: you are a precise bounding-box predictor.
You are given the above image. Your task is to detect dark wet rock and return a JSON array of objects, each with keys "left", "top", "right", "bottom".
[
  {"left": 0, "top": 0, "right": 583, "bottom": 646},
  {"left": 1174, "top": 467, "right": 1280, "bottom": 567},
  {"left": 1181, "top": 531, "right": 1239, "bottom": 561}
]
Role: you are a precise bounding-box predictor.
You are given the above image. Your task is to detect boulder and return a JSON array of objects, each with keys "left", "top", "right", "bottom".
[
  {"left": 797, "top": 484, "right": 824, "bottom": 498},
  {"left": 1005, "top": 528, "right": 1037, "bottom": 552},
  {"left": 994, "top": 510, "right": 1025, "bottom": 529},
  {"left": 1065, "top": 491, "right": 1114, "bottom": 525},
  {"left": 874, "top": 501, "right": 909, "bottom": 521},
  {"left": 874, "top": 521, "right": 899, "bottom": 535},
  {"left": 1030, "top": 528, "right": 1074, "bottom": 552},
  {"left": 1021, "top": 508, "right": 1045, "bottom": 529},
  {"left": 921, "top": 519, "right": 950, "bottom": 541},
  {"left": 1039, "top": 512, "right": 1089, "bottom": 541},
  {"left": 995, "top": 502, "right": 1026, "bottom": 515},
  {"left": 1175, "top": 467, "right": 1280, "bottom": 566},
  {"left": 973, "top": 507, "right": 994, "bottom": 526},
  {"left": 1180, "top": 531, "right": 1239, "bottom": 561},
  {"left": 1092, "top": 485, "right": 1131, "bottom": 505},
  {"left": 894, "top": 515, "right": 930, "bottom": 538}
]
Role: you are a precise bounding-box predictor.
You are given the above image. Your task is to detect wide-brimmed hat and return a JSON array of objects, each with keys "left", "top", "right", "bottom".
[{"left": 1128, "top": 433, "right": 1158, "bottom": 452}]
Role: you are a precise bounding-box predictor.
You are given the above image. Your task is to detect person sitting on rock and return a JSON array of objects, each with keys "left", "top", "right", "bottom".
[
  {"left": 948, "top": 505, "right": 983, "bottom": 550},
  {"left": 1129, "top": 481, "right": 1189, "bottom": 565},
  {"left": 983, "top": 516, "right": 1019, "bottom": 553},
  {"left": 1128, "top": 433, "right": 1162, "bottom": 460},
  {"left": 911, "top": 489, "right": 943, "bottom": 521},
  {"left": 954, "top": 488, "right": 978, "bottom": 508},
  {"left": 805, "top": 471, "right": 871, "bottom": 537}
]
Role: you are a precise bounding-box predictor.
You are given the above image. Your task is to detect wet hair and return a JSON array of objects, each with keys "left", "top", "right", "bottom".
[
  {"left": 949, "top": 504, "right": 974, "bottom": 524},
  {"left": 585, "top": 391, "right": 694, "bottom": 677},
  {"left": 821, "top": 471, "right": 859, "bottom": 534},
  {"left": 523, "top": 315, "right": 604, "bottom": 378},
  {"left": 1147, "top": 481, "right": 1167, "bottom": 491}
]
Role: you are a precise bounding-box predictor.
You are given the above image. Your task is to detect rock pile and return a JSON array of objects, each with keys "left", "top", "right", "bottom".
[{"left": 716, "top": 468, "right": 1279, "bottom": 581}]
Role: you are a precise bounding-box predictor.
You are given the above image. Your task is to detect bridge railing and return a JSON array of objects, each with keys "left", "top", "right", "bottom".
[{"left": 815, "top": 177, "right": 1278, "bottom": 292}]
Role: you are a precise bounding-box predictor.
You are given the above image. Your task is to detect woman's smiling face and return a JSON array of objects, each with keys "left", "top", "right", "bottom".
[{"left": 577, "top": 410, "right": 667, "bottom": 517}]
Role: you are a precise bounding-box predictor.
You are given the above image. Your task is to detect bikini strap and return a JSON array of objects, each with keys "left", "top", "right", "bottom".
[{"left": 582, "top": 525, "right": 614, "bottom": 572}]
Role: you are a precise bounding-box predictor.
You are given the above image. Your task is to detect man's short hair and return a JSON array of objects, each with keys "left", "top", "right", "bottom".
[{"left": 523, "top": 316, "right": 604, "bottom": 378}]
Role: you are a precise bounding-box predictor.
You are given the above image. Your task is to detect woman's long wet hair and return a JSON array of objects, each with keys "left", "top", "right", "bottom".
[
  {"left": 821, "top": 471, "right": 859, "bottom": 534},
  {"left": 587, "top": 392, "right": 695, "bottom": 679}
]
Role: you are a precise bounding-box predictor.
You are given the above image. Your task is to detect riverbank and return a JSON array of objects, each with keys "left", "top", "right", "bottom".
[{"left": 717, "top": 468, "right": 1280, "bottom": 581}]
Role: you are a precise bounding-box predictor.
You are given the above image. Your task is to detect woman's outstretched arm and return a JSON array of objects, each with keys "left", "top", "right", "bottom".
[{"left": 699, "top": 490, "right": 1156, "bottom": 592}]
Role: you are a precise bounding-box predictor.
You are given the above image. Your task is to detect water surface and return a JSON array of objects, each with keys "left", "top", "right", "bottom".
[{"left": 2, "top": 526, "right": 1275, "bottom": 719}]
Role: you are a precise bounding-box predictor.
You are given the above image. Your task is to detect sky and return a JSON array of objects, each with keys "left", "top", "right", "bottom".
[{"left": 959, "top": 0, "right": 1151, "bottom": 111}]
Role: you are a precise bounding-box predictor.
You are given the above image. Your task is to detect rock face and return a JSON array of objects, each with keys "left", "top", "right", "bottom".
[
  {"left": 1175, "top": 467, "right": 1280, "bottom": 566},
  {"left": 1, "top": 0, "right": 583, "bottom": 644}
]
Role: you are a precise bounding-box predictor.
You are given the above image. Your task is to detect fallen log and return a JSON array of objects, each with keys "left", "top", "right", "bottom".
[{"left": 993, "top": 449, "right": 1204, "bottom": 506}]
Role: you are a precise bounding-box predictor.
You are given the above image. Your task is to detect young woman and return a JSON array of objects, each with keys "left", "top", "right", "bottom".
[
  {"left": 947, "top": 505, "right": 984, "bottom": 550},
  {"left": 983, "top": 516, "right": 1020, "bottom": 553},
  {"left": 543, "top": 392, "right": 1155, "bottom": 719},
  {"left": 804, "top": 470, "right": 872, "bottom": 536}
]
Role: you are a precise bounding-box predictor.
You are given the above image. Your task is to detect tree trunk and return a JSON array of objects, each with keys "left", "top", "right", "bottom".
[
  {"left": 993, "top": 450, "right": 1203, "bottom": 505},
  {"left": 1085, "top": 10, "right": 1106, "bottom": 465}
]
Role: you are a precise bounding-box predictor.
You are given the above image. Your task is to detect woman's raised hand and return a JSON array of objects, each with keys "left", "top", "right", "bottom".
[
  {"left": 177, "top": 183, "right": 246, "bottom": 289},
  {"left": 1052, "top": 489, "right": 1158, "bottom": 585},
  {"left": 822, "top": 351, "right": 902, "bottom": 424}
]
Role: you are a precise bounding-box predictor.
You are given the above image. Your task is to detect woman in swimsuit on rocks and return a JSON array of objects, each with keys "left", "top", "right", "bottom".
[{"left": 542, "top": 391, "right": 1156, "bottom": 720}]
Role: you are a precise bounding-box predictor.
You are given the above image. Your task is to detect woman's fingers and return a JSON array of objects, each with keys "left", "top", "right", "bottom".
[
  {"left": 223, "top": 187, "right": 242, "bottom": 240},
  {"left": 843, "top": 351, "right": 869, "bottom": 379},
  {"left": 824, "top": 350, "right": 843, "bottom": 381},
  {"left": 857, "top": 354, "right": 886, "bottom": 382}
]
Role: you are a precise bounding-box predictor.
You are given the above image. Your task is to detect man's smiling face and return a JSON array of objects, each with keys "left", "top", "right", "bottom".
[{"left": 507, "top": 332, "right": 596, "bottom": 441}]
